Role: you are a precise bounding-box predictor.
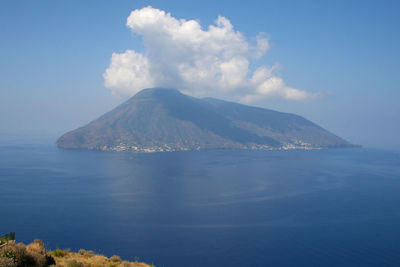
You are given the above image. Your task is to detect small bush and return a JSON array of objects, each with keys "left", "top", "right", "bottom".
[
  {"left": 109, "top": 255, "right": 121, "bottom": 262},
  {"left": 33, "top": 239, "right": 44, "bottom": 247},
  {"left": 27, "top": 242, "right": 45, "bottom": 255},
  {"left": 27, "top": 251, "right": 47, "bottom": 267},
  {"left": 51, "top": 249, "right": 69, "bottom": 257},
  {"left": 1, "top": 249, "right": 16, "bottom": 261},
  {"left": 1, "top": 243, "right": 26, "bottom": 265}
]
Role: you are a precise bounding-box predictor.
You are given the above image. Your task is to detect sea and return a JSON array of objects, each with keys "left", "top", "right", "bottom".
[{"left": 1, "top": 138, "right": 400, "bottom": 266}]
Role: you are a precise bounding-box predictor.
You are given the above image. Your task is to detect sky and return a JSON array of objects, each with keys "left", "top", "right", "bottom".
[{"left": 0, "top": 0, "right": 399, "bottom": 149}]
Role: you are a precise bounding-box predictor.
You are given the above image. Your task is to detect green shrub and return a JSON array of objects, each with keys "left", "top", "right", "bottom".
[
  {"left": 0, "top": 232, "right": 15, "bottom": 244},
  {"left": 51, "top": 249, "right": 69, "bottom": 257},
  {"left": 1, "top": 249, "right": 16, "bottom": 261}
]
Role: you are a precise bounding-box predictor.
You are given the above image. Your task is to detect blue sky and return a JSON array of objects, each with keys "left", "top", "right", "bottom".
[{"left": 0, "top": 0, "right": 399, "bottom": 149}]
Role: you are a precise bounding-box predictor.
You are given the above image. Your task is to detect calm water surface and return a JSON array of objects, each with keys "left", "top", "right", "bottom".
[{"left": 1, "top": 143, "right": 400, "bottom": 266}]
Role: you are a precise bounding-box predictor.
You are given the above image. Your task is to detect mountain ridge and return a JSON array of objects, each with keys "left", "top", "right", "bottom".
[{"left": 56, "top": 88, "right": 358, "bottom": 152}]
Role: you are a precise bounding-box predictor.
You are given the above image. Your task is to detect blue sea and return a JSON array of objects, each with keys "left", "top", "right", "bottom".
[{"left": 1, "top": 141, "right": 400, "bottom": 266}]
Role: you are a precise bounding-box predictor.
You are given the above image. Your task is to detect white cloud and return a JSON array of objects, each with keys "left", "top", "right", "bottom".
[
  {"left": 103, "top": 6, "right": 310, "bottom": 102},
  {"left": 103, "top": 50, "right": 154, "bottom": 96}
]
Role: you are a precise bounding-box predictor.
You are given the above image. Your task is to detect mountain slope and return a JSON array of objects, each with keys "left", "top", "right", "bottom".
[{"left": 56, "top": 88, "right": 356, "bottom": 152}]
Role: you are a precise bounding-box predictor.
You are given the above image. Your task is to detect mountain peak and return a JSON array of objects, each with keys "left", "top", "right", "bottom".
[{"left": 132, "top": 87, "right": 182, "bottom": 99}]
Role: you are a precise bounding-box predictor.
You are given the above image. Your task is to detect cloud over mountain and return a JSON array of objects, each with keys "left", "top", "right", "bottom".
[{"left": 104, "top": 6, "right": 310, "bottom": 103}]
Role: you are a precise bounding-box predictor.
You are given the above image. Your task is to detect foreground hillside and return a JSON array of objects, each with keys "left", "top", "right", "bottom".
[
  {"left": 57, "top": 88, "right": 357, "bottom": 152},
  {"left": 0, "top": 239, "right": 152, "bottom": 267}
]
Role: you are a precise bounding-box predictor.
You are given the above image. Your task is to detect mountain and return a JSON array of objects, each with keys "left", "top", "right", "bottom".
[{"left": 56, "top": 88, "right": 357, "bottom": 152}]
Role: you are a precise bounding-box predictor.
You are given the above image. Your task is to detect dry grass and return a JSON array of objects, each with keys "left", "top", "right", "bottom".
[
  {"left": 52, "top": 250, "right": 150, "bottom": 267},
  {"left": 0, "top": 239, "right": 153, "bottom": 267}
]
